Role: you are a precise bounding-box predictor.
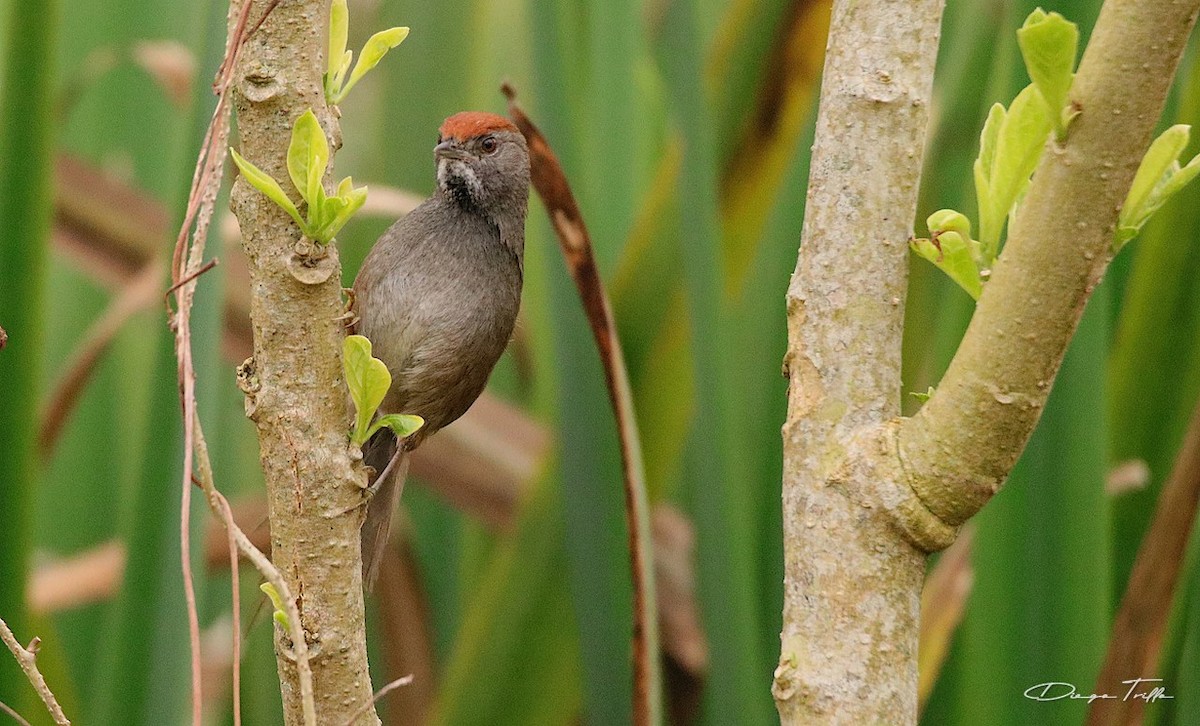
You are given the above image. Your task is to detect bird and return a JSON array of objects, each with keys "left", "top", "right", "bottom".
[{"left": 352, "top": 111, "right": 530, "bottom": 586}]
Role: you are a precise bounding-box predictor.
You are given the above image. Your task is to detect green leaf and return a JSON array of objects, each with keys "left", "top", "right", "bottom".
[
  {"left": 286, "top": 109, "right": 328, "bottom": 210},
  {"left": 314, "top": 195, "right": 349, "bottom": 243},
  {"left": 1160, "top": 152, "right": 1200, "bottom": 200},
  {"left": 327, "top": 0, "right": 348, "bottom": 81},
  {"left": 229, "top": 147, "right": 306, "bottom": 230},
  {"left": 370, "top": 413, "right": 425, "bottom": 441},
  {"left": 343, "top": 334, "right": 392, "bottom": 446},
  {"left": 335, "top": 27, "right": 409, "bottom": 103},
  {"left": 259, "top": 582, "right": 290, "bottom": 630},
  {"left": 993, "top": 85, "right": 1053, "bottom": 214},
  {"left": 911, "top": 231, "right": 983, "bottom": 300},
  {"left": 307, "top": 178, "right": 329, "bottom": 239},
  {"left": 1116, "top": 125, "right": 1200, "bottom": 249},
  {"left": 928, "top": 207, "right": 983, "bottom": 267},
  {"left": 1017, "top": 8, "right": 1078, "bottom": 137},
  {"left": 910, "top": 387, "right": 936, "bottom": 403},
  {"left": 316, "top": 183, "right": 368, "bottom": 243},
  {"left": 334, "top": 51, "right": 352, "bottom": 90},
  {"left": 1122, "top": 125, "right": 1190, "bottom": 228},
  {"left": 977, "top": 86, "right": 1052, "bottom": 261},
  {"left": 975, "top": 103, "right": 1005, "bottom": 256}
]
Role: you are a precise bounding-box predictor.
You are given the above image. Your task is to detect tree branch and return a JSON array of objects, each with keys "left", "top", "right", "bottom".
[
  {"left": 777, "top": 1, "right": 945, "bottom": 722},
  {"left": 778, "top": 0, "right": 1200, "bottom": 723},
  {"left": 899, "top": 0, "right": 1200, "bottom": 527},
  {"left": 228, "top": 0, "right": 377, "bottom": 723}
]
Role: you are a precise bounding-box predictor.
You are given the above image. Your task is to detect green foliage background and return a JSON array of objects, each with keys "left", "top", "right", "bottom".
[{"left": 0, "top": 0, "right": 1198, "bottom": 724}]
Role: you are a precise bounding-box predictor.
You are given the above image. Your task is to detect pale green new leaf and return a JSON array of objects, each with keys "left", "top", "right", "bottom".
[
  {"left": 259, "top": 583, "right": 290, "bottom": 630},
  {"left": 336, "top": 51, "right": 353, "bottom": 89},
  {"left": 327, "top": 0, "right": 348, "bottom": 80},
  {"left": 977, "top": 103, "right": 1004, "bottom": 181},
  {"left": 317, "top": 195, "right": 349, "bottom": 240},
  {"left": 928, "top": 208, "right": 983, "bottom": 266},
  {"left": 307, "top": 179, "right": 329, "bottom": 239},
  {"left": 317, "top": 183, "right": 368, "bottom": 243},
  {"left": 335, "top": 27, "right": 409, "bottom": 103},
  {"left": 911, "top": 231, "right": 983, "bottom": 300},
  {"left": 976, "top": 103, "right": 1005, "bottom": 256},
  {"left": 1159, "top": 152, "right": 1200, "bottom": 200},
  {"left": 1017, "top": 8, "right": 1078, "bottom": 136},
  {"left": 287, "top": 109, "right": 329, "bottom": 210},
  {"left": 993, "top": 85, "right": 1053, "bottom": 214},
  {"left": 370, "top": 413, "right": 425, "bottom": 441},
  {"left": 1121, "top": 125, "right": 1190, "bottom": 230},
  {"left": 229, "top": 148, "right": 306, "bottom": 231},
  {"left": 977, "top": 86, "right": 1052, "bottom": 261},
  {"left": 344, "top": 334, "right": 392, "bottom": 446},
  {"left": 1116, "top": 125, "right": 1200, "bottom": 249},
  {"left": 910, "top": 387, "right": 936, "bottom": 403}
]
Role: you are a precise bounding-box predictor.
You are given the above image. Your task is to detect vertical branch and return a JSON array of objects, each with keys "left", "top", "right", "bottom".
[
  {"left": 777, "top": 1, "right": 945, "bottom": 723},
  {"left": 778, "top": 0, "right": 1200, "bottom": 722},
  {"left": 227, "top": 0, "right": 377, "bottom": 723}
]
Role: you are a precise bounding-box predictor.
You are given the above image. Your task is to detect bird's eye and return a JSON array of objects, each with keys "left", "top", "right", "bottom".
[{"left": 480, "top": 136, "right": 499, "bottom": 154}]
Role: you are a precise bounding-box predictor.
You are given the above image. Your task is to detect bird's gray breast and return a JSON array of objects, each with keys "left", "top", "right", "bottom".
[{"left": 354, "top": 198, "right": 522, "bottom": 443}]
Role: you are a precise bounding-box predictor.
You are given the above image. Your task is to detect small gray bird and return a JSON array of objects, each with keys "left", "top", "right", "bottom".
[{"left": 353, "top": 111, "right": 529, "bottom": 585}]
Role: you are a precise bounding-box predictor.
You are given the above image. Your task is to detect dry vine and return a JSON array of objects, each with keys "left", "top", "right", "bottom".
[{"left": 166, "top": 1, "right": 314, "bottom": 724}]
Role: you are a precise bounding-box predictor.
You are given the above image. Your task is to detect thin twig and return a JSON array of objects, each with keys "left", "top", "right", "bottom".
[
  {"left": 165, "top": 257, "right": 219, "bottom": 298},
  {"left": 168, "top": 0, "right": 314, "bottom": 724},
  {"left": 217, "top": 491, "right": 243, "bottom": 726},
  {"left": 0, "top": 698, "right": 32, "bottom": 726},
  {"left": 197, "top": 435, "right": 313, "bottom": 723},
  {"left": 503, "top": 82, "right": 661, "bottom": 726},
  {"left": 38, "top": 259, "right": 162, "bottom": 457},
  {"left": 341, "top": 676, "right": 414, "bottom": 726},
  {"left": 0, "top": 617, "right": 70, "bottom": 725}
]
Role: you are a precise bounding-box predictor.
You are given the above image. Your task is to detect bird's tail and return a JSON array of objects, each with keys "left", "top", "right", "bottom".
[{"left": 361, "top": 429, "right": 410, "bottom": 590}]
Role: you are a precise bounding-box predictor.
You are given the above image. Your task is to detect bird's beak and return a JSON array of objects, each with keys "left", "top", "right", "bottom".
[{"left": 434, "top": 140, "right": 470, "bottom": 161}]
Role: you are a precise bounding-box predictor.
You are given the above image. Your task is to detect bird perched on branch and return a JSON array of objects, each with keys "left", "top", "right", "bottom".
[{"left": 353, "top": 111, "right": 530, "bottom": 586}]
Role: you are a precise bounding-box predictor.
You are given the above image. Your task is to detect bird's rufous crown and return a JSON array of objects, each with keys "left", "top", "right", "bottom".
[{"left": 439, "top": 112, "right": 519, "bottom": 142}]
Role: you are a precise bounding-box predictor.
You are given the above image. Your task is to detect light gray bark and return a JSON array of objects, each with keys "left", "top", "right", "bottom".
[{"left": 229, "top": 0, "right": 378, "bottom": 723}]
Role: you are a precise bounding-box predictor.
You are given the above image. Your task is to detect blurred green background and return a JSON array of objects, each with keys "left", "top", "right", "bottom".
[{"left": 1, "top": 0, "right": 1199, "bottom": 724}]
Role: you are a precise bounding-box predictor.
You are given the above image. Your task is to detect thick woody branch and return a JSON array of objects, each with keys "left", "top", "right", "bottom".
[
  {"left": 228, "top": 0, "right": 377, "bottom": 723},
  {"left": 777, "top": 1, "right": 945, "bottom": 723},
  {"left": 780, "top": 0, "right": 1199, "bottom": 723},
  {"left": 898, "top": 0, "right": 1200, "bottom": 528}
]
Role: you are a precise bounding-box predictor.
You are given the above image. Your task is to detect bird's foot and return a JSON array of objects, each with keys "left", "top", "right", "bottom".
[
  {"left": 336, "top": 448, "right": 403, "bottom": 517},
  {"left": 336, "top": 287, "right": 359, "bottom": 333}
]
